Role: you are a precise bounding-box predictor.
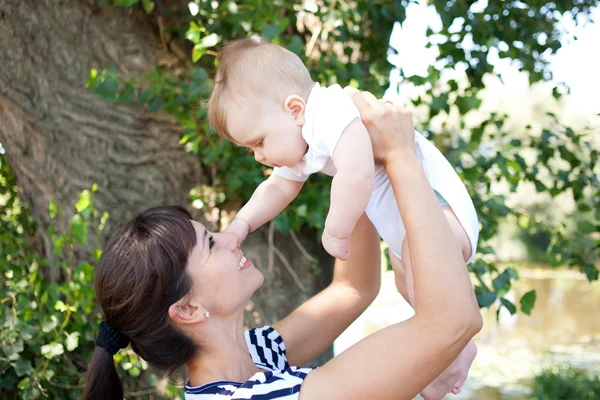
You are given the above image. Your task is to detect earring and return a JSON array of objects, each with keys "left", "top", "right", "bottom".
[{"left": 204, "top": 311, "right": 210, "bottom": 318}]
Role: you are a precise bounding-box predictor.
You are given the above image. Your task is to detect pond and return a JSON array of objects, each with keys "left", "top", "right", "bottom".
[{"left": 333, "top": 266, "right": 600, "bottom": 399}]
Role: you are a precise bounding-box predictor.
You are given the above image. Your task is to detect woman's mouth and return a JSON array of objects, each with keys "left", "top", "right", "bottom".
[{"left": 238, "top": 256, "right": 252, "bottom": 271}]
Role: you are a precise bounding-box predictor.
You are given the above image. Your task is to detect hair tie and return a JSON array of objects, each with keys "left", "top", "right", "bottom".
[{"left": 96, "top": 321, "right": 130, "bottom": 355}]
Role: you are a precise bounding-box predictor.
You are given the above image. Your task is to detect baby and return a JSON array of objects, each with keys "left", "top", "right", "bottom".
[{"left": 208, "top": 37, "right": 479, "bottom": 399}]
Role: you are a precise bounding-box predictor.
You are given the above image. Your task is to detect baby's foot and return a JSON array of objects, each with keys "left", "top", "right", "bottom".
[
  {"left": 322, "top": 230, "right": 350, "bottom": 260},
  {"left": 420, "top": 341, "right": 477, "bottom": 400}
]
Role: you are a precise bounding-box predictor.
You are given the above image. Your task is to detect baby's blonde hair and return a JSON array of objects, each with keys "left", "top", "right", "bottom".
[{"left": 207, "top": 37, "right": 314, "bottom": 140}]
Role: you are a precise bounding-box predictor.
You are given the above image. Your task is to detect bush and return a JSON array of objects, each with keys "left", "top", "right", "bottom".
[
  {"left": 0, "top": 175, "right": 180, "bottom": 398},
  {"left": 530, "top": 365, "right": 600, "bottom": 400}
]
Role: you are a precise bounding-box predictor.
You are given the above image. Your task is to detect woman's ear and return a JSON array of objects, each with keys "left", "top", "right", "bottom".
[
  {"left": 284, "top": 95, "right": 306, "bottom": 126},
  {"left": 168, "top": 298, "right": 208, "bottom": 326}
]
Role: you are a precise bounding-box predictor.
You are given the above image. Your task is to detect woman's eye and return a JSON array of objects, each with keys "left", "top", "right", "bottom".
[{"left": 208, "top": 235, "right": 215, "bottom": 249}]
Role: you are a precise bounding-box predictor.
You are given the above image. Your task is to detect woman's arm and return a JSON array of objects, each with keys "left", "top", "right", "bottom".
[
  {"left": 299, "top": 91, "right": 483, "bottom": 400},
  {"left": 272, "top": 212, "right": 381, "bottom": 367}
]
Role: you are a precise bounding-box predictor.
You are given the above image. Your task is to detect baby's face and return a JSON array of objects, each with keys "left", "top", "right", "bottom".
[{"left": 227, "top": 96, "right": 307, "bottom": 169}]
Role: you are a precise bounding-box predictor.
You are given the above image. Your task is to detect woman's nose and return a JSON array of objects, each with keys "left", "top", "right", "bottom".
[{"left": 218, "top": 231, "right": 240, "bottom": 251}]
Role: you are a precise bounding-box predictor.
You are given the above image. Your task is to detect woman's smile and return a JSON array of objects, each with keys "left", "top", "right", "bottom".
[{"left": 238, "top": 255, "right": 253, "bottom": 271}]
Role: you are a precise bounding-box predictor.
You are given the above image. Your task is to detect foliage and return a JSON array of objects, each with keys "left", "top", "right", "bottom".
[
  {"left": 87, "top": 0, "right": 599, "bottom": 319},
  {"left": 398, "top": 0, "right": 600, "bottom": 316},
  {"left": 530, "top": 365, "right": 600, "bottom": 400},
  {"left": 87, "top": 0, "right": 405, "bottom": 240},
  {"left": 0, "top": 177, "right": 179, "bottom": 398},
  {"left": 2, "top": 0, "right": 600, "bottom": 397}
]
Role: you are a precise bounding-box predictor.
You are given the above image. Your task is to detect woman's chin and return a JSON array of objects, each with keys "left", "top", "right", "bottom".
[{"left": 254, "top": 269, "right": 265, "bottom": 288}]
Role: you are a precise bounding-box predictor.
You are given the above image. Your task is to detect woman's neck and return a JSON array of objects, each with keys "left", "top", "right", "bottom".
[{"left": 186, "top": 316, "right": 261, "bottom": 387}]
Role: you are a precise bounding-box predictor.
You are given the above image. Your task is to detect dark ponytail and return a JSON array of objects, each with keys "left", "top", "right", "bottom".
[
  {"left": 83, "top": 348, "right": 124, "bottom": 400},
  {"left": 83, "top": 206, "right": 199, "bottom": 399}
]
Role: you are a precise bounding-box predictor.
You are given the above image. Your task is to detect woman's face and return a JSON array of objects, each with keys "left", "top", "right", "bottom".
[{"left": 186, "top": 220, "right": 264, "bottom": 317}]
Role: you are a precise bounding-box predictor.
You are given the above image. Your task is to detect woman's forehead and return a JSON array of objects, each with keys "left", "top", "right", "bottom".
[
  {"left": 190, "top": 220, "right": 207, "bottom": 242},
  {"left": 190, "top": 220, "right": 205, "bottom": 231}
]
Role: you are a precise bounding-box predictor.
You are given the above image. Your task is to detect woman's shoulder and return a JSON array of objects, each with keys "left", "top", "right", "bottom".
[
  {"left": 245, "top": 325, "right": 289, "bottom": 371},
  {"left": 185, "top": 367, "right": 314, "bottom": 399}
]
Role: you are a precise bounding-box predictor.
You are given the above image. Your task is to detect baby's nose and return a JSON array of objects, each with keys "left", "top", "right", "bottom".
[{"left": 254, "top": 151, "right": 265, "bottom": 162}]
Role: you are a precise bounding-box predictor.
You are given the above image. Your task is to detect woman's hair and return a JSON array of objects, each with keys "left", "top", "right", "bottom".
[{"left": 83, "top": 205, "right": 199, "bottom": 400}]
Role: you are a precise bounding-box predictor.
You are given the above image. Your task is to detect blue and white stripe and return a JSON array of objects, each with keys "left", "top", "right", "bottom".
[{"left": 185, "top": 326, "right": 314, "bottom": 400}]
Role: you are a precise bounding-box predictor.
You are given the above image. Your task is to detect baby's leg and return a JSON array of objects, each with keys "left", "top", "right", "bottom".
[{"left": 393, "top": 206, "right": 476, "bottom": 400}]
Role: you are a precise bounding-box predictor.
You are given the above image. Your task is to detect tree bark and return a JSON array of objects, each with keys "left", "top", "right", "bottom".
[
  {"left": 0, "top": 0, "right": 202, "bottom": 255},
  {"left": 0, "top": 0, "right": 332, "bottom": 364}
]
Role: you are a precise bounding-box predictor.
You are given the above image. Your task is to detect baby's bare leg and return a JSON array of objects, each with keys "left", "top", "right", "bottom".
[{"left": 393, "top": 206, "right": 476, "bottom": 400}]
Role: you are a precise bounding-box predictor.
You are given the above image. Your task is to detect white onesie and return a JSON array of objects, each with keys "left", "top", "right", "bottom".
[{"left": 274, "top": 83, "right": 479, "bottom": 261}]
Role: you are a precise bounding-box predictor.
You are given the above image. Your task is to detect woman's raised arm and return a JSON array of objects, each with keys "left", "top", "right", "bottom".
[
  {"left": 272, "top": 212, "right": 381, "bottom": 367},
  {"left": 299, "top": 91, "right": 483, "bottom": 400}
]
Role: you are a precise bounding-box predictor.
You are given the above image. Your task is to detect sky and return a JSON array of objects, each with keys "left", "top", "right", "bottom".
[{"left": 386, "top": 1, "right": 600, "bottom": 117}]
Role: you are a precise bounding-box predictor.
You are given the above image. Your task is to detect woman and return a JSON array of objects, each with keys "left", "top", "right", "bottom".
[{"left": 84, "top": 91, "right": 482, "bottom": 400}]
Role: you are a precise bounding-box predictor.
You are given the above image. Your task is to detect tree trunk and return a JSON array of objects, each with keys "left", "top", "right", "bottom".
[
  {"left": 0, "top": 0, "right": 332, "bottom": 364},
  {"left": 0, "top": 0, "right": 203, "bottom": 256}
]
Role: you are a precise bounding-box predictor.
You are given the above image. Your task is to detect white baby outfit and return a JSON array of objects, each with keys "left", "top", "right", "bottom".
[{"left": 274, "top": 83, "right": 479, "bottom": 261}]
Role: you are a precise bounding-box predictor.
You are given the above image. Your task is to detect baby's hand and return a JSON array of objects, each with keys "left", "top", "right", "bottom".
[
  {"left": 225, "top": 219, "right": 251, "bottom": 243},
  {"left": 322, "top": 229, "right": 350, "bottom": 260}
]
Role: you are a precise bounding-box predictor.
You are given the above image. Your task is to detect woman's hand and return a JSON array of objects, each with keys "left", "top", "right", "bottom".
[{"left": 344, "top": 87, "right": 416, "bottom": 167}]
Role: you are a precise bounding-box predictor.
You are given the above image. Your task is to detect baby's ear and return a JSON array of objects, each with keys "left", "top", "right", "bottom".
[{"left": 284, "top": 95, "right": 306, "bottom": 126}]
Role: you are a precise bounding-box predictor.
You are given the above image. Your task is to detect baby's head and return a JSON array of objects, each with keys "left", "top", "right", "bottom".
[{"left": 208, "top": 37, "right": 314, "bottom": 168}]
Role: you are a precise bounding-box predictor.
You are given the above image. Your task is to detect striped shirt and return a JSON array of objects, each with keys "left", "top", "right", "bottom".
[{"left": 185, "top": 326, "right": 314, "bottom": 399}]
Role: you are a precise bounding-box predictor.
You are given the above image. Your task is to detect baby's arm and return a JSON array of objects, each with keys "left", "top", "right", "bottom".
[
  {"left": 323, "top": 118, "right": 375, "bottom": 259},
  {"left": 227, "top": 174, "right": 304, "bottom": 241}
]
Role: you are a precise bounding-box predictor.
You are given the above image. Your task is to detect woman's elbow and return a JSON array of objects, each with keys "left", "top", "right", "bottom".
[{"left": 452, "top": 306, "right": 483, "bottom": 341}]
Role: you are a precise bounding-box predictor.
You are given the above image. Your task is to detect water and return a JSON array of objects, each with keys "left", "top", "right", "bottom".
[{"left": 334, "top": 266, "right": 600, "bottom": 399}]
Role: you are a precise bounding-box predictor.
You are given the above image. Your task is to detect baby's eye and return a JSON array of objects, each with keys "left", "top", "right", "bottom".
[
  {"left": 255, "top": 139, "right": 264, "bottom": 147},
  {"left": 208, "top": 235, "right": 215, "bottom": 249}
]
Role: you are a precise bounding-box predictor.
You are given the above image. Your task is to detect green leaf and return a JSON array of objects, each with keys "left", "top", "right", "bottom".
[
  {"left": 552, "top": 86, "right": 562, "bottom": 100},
  {"left": 296, "top": 204, "right": 307, "bottom": 218},
  {"left": 141, "top": 0, "right": 155, "bottom": 14},
  {"left": 520, "top": 290, "right": 537, "bottom": 315},
  {"left": 430, "top": 93, "right": 450, "bottom": 116},
  {"left": 191, "top": 67, "right": 209, "bottom": 82},
  {"left": 492, "top": 268, "right": 515, "bottom": 294},
  {"left": 94, "top": 75, "right": 119, "bottom": 101},
  {"left": 10, "top": 339, "right": 24, "bottom": 356},
  {"left": 478, "top": 245, "right": 495, "bottom": 255},
  {"left": 455, "top": 95, "right": 482, "bottom": 115},
  {"left": 41, "top": 315, "right": 59, "bottom": 333},
  {"left": 13, "top": 359, "right": 33, "bottom": 377},
  {"left": 75, "top": 189, "right": 92, "bottom": 218},
  {"left": 41, "top": 342, "right": 64, "bottom": 359},
  {"left": 51, "top": 234, "right": 64, "bottom": 254},
  {"left": 262, "top": 24, "right": 281, "bottom": 41},
  {"left": 54, "top": 300, "right": 67, "bottom": 312},
  {"left": 576, "top": 219, "right": 596, "bottom": 234},
  {"left": 192, "top": 33, "right": 220, "bottom": 62},
  {"left": 114, "top": 0, "right": 139, "bottom": 6},
  {"left": 288, "top": 35, "right": 304, "bottom": 55},
  {"left": 65, "top": 332, "right": 80, "bottom": 352},
  {"left": 48, "top": 200, "right": 58, "bottom": 219},
  {"left": 475, "top": 287, "right": 497, "bottom": 308},
  {"left": 70, "top": 214, "right": 88, "bottom": 246},
  {"left": 500, "top": 298, "right": 516, "bottom": 315}
]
